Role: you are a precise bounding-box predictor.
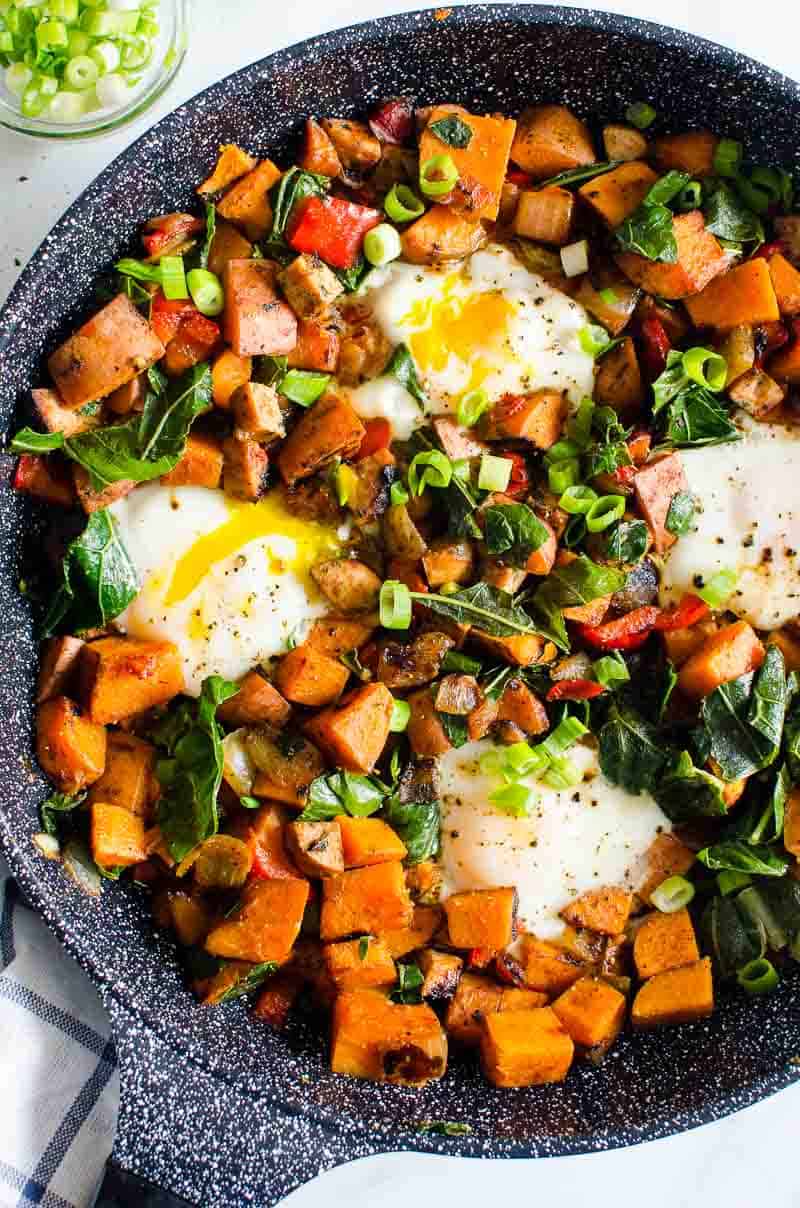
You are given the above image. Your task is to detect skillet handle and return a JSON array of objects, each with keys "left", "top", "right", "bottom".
[{"left": 93, "top": 992, "right": 386, "bottom": 1208}]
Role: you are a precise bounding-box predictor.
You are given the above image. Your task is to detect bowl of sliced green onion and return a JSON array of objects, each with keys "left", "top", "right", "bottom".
[{"left": 0, "top": 0, "right": 189, "bottom": 138}]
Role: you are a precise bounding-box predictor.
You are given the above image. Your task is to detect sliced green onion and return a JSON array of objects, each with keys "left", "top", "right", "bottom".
[
  {"left": 457, "top": 388, "right": 491, "bottom": 428},
  {"left": 579, "top": 323, "right": 612, "bottom": 358},
  {"left": 0, "top": 31, "right": 13, "bottom": 53},
  {"left": 736, "top": 956, "right": 779, "bottom": 996},
  {"left": 504, "top": 741, "right": 548, "bottom": 779},
  {"left": 279, "top": 370, "right": 330, "bottom": 407},
  {"left": 593, "top": 653, "right": 630, "bottom": 687},
  {"left": 364, "top": 223, "right": 402, "bottom": 267},
  {"left": 187, "top": 268, "right": 225, "bottom": 316},
  {"left": 4, "top": 63, "right": 32, "bottom": 97},
  {"left": 96, "top": 73, "right": 131, "bottom": 109},
  {"left": 48, "top": 89, "right": 93, "bottom": 121},
  {"left": 567, "top": 396, "right": 594, "bottom": 450},
  {"left": 384, "top": 183, "right": 425, "bottom": 223},
  {"left": 585, "top": 495, "right": 625, "bottom": 533},
  {"left": 121, "top": 36, "right": 153, "bottom": 72},
  {"left": 598, "top": 287, "right": 619, "bottom": 304},
  {"left": 442, "top": 650, "right": 483, "bottom": 676},
  {"left": 159, "top": 256, "right": 188, "bottom": 301},
  {"left": 66, "top": 29, "right": 91, "bottom": 57},
  {"left": 379, "top": 580, "right": 412, "bottom": 630},
  {"left": 559, "top": 484, "right": 597, "bottom": 515},
  {"left": 676, "top": 181, "right": 702, "bottom": 212},
  {"left": 479, "top": 748, "right": 505, "bottom": 777},
  {"left": 541, "top": 756, "right": 582, "bottom": 789},
  {"left": 452, "top": 458, "right": 470, "bottom": 481},
  {"left": 80, "top": 10, "right": 140, "bottom": 36},
  {"left": 22, "top": 80, "right": 51, "bottom": 118},
  {"left": 419, "top": 153, "right": 459, "bottom": 198},
  {"left": 713, "top": 138, "right": 743, "bottom": 178},
  {"left": 408, "top": 450, "right": 452, "bottom": 496},
  {"left": 650, "top": 875, "right": 695, "bottom": 913},
  {"left": 548, "top": 458, "right": 581, "bottom": 494},
  {"left": 390, "top": 481, "right": 409, "bottom": 507},
  {"left": 540, "top": 716, "right": 588, "bottom": 760},
  {"left": 478, "top": 454, "right": 512, "bottom": 493},
  {"left": 545, "top": 438, "right": 582, "bottom": 465},
  {"left": 625, "top": 101, "right": 657, "bottom": 130},
  {"left": 88, "top": 40, "right": 121, "bottom": 74},
  {"left": 389, "top": 699, "right": 411, "bottom": 732},
  {"left": 64, "top": 54, "right": 99, "bottom": 91},
  {"left": 560, "top": 239, "right": 589, "bottom": 278},
  {"left": 682, "top": 346, "right": 727, "bottom": 392},
  {"left": 489, "top": 782, "right": 531, "bottom": 817},
  {"left": 717, "top": 870, "right": 751, "bottom": 896},
  {"left": 36, "top": 19, "right": 68, "bottom": 50},
  {"left": 696, "top": 567, "right": 738, "bottom": 609}
]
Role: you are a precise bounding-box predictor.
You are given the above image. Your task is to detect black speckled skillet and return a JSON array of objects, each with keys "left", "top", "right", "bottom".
[{"left": 1, "top": 6, "right": 799, "bottom": 1206}]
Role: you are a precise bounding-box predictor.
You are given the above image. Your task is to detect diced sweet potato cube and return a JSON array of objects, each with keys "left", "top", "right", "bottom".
[
  {"left": 90, "top": 801, "right": 147, "bottom": 868},
  {"left": 223, "top": 259, "right": 297, "bottom": 357},
  {"left": 311, "top": 559, "right": 382, "bottom": 612},
  {"left": 525, "top": 516, "right": 557, "bottom": 576},
  {"left": 14, "top": 454, "right": 76, "bottom": 507},
  {"left": 253, "top": 969, "right": 304, "bottom": 1030},
  {"left": 324, "top": 937, "right": 396, "bottom": 991},
  {"left": 637, "top": 833, "right": 696, "bottom": 905},
  {"left": 512, "top": 186, "right": 574, "bottom": 244},
  {"left": 222, "top": 433, "right": 269, "bottom": 502},
  {"left": 472, "top": 629, "right": 554, "bottom": 668},
  {"left": 444, "top": 887, "right": 517, "bottom": 951},
  {"left": 381, "top": 905, "right": 441, "bottom": 959},
  {"left": 32, "top": 386, "right": 103, "bottom": 436},
  {"left": 247, "top": 733, "right": 324, "bottom": 808},
  {"left": 521, "top": 935, "right": 586, "bottom": 994},
  {"left": 306, "top": 616, "right": 376, "bottom": 657},
  {"left": 561, "top": 886, "right": 632, "bottom": 935},
  {"left": 511, "top": 105, "right": 595, "bottom": 180},
  {"left": 48, "top": 294, "right": 164, "bottom": 408},
  {"left": 445, "top": 972, "right": 547, "bottom": 1045},
  {"left": 337, "top": 816, "right": 407, "bottom": 868},
  {"left": 37, "top": 636, "right": 84, "bottom": 703},
  {"left": 769, "top": 335, "right": 800, "bottom": 384},
  {"left": 481, "top": 389, "right": 567, "bottom": 447},
  {"left": 278, "top": 252, "right": 344, "bottom": 317},
  {"left": 274, "top": 644, "right": 349, "bottom": 707},
  {"left": 652, "top": 130, "right": 719, "bottom": 177},
  {"left": 161, "top": 432, "right": 223, "bottom": 488},
  {"left": 768, "top": 252, "right": 800, "bottom": 316},
  {"left": 497, "top": 678, "right": 549, "bottom": 735},
  {"left": 331, "top": 989, "right": 447, "bottom": 1085},
  {"left": 574, "top": 274, "right": 641, "bottom": 337},
  {"left": 418, "top": 949, "right": 463, "bottom": 1001},
  {"left": 595, "top": 337, "right": 644, "bottom": 414},
  {"left": 278, "top": 393, "right": 365, "bottom": 486},
  {"left": 287, "top": 316, "right": 340, "bottom": 373},
  {"left": 36, "top": 696, "right": 106, "bottom": 795},
  {"left": 401, "top": 205, "right": 488, "bottom": 265},
  {"left": 320, "top": 861, "right": 414, "bottom": 941},
  {"left": 211, "top": 348, "right": 252, "bottom": 409},
  {"left": 578, "top": 161, "right": 658, "bottom": 228},
  {"left": 78, "top": 637, "right": 183, "bottom": 725},
  {"left": 480, "top": 1007, "right": 574, "bottom": 1087},
  {"left": 304, "top": 682, "right": 394, "bottom": 773},
  {"left": 661, "top": 617, "right": 718, "bottom": 668},
  {"left": 617, "top": 211, "right": 728, "bottom": 300},
  {"left": 602, "top": 124, "right": 648, "bottom": 162},
  {"left": 631, "top": 957, "right": 714, "bottom": 1028},
  {"left": 87, "top": 732, "right": 155, "bottom": 817},
  {"left": 633, "top": 908, "right": 700, "bottom": 980},
  {"left": 217, "top": 158, "right": 281, "bottom": 240},
  {"left": 678, "top": 620, "right": 765, "bottom": 700},
  {"left": 207, "top": 221, "right": 254, "bottom": 278},
  {"left": 285, "top": 820, "right": 344, "bottom": 878},
  {"left": 321, "top": 117, "right": 381, "bottom": 172},
  {"left": 217, "top": 671, "right": 290, "bottom": 728},
  {"left": 420, "top": 106, "right": 516, "bottom": 220},
  {"left": 422, "top": 539, "right": 475, "bottom": 589},
  {"left": 300, "top": 117, "right": 342, "bottom": 177},
  {"left": 551, "top": 976, "right": 626, "bottom": 1048},
  {"left": 406, "top": 687, "right": 452, "bottom": 757},
  {"left": 197, "top": 143, "right": 258, "bottom": 196},
  {"left": 633, "top": 452, "right": 688, "bottom": 554},
  {"left": 205, "top": 878, "right": 310, "bottom": 963},
  {"left": 167, "top": 890, "right": 214, "bottom": 947},
  {"left": 784, "top": 786, "right": 800, "bottom": 857},
  {"left": 685, "top": 257, "right": 780, "bottom": 330}
]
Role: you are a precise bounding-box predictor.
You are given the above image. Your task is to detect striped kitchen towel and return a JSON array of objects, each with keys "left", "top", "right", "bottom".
[{"left": 0, "top": 858, "right": 118, "bottom": 1208}]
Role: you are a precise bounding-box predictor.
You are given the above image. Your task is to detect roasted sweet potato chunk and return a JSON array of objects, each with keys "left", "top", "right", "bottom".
[
  {"left": 578, "top": 161, "right": 658, "bottom": 227},
  {"left": 561, "top": 886, "right": 632, "bottom": 935},
  {"left": 278, "top": 394, "right": 365, "bottom": 486},
  {"left": 422, "top": 540, "right": 475, "bottom": 589},
  {"left": 678, "top": 620, "right": 765, "bottom": 700},
  {"left": 445, "top": 972, "right": 547, "bottom": 1045},
  {"left": 311, "top": 559, "right": 382, "bottom": 612},
  {"left": 631, "top": 957, "right": 714, "bottom": 1028},
  {"left": 305, "top": 683, "right": 394, "bottom": 773},
  {"left": 594, "top": 337, "right": 644, "bottom": 414},
  {"left": 274, "top": 644, "right": 349, "bottom": 707},
  {"left": 331, "top": 989, "right": 447, "bottom": 1085},
  {"left": 207, "top": 221, "right": 254, "bottom": 279},
  {"left": 217, "top": 671, "right": 291, "bottom": 728},
  {"left": 513, "top": 186, "right": 574, "bottom": 245},
  {"left": 637, "top": 833, "right": 696, "bottom": 905},
  {"left": 602, "top": 124, "right": 648, "bottom": 162},
  {"left": 223, "top": 259, "right": 297, "bottom": 357},
  {"left": 444, "top": 887, "right": 517, "bottom": 951},
  {"left": 418, "top": 949, "right": 463, "bottom": 1001},
  {"left": 727, "top": 367, "right": 785, "bottom": 417},
  {"left": 784, "top": 786, "right": 800, "bottom": 857},
  {"left": 472, "top": 629, "right": 553, "bottom": 668},
  {"left": 205, "top": 878, "right": 310, "bottom": 964},
  {"left": 285, "top": 820, "right": 344, "bottom": 878},
  {"left": 401, "top": 205, "right": 488, "bottom": 265},
  {"left": 481, "top": 389, "right": 567, "bottom": 448},
  {"left": 300, "top": 118, "right": 342, "bottom": 177},
  {"left": 480, "top": 1007, "right": 574, "bottom": 1087},
  {"left": 419, "top": 106, "right": 515, "bottom": 220},
  {"left": 652, "top": 130, "right": 718, "bottom": 177},
  {"left": 511, "top": 105, "right": 595, "bottom": 180},
  {"left": 37, "top": 696, "right": 106, "bottom": 795},
  {"left": 306, "top": 616, "right": 376, "bottom": 657},
  {"left": 320, "top": 861, "right": 414, "bottom": 941},
  {"left": 616, "top": 211, "right": 728, "bottom": 300},
  {"left": 685, "top": 257, "right": 780, "bottom": 330},
  {"left": 48, "top": 294, "right": 164, "bottom": 408},
  {"left": 633, "top": 908, "right": 700, "bottom": 980},
  {"left": 197, "top": 143, "right": 258, "bottom": 196},
  {"left": 321, "top": 117, "right": 382, "bottom": 173},
  {"left": 78, "top": 637, "right": 183, "bottom": 725},
  {"left": 72, "top": 465, "right": 135, "bottom": 515},
  {"left": 551, "top": 976, "right": 626, "bottom": 1049},
  {"left": 406, "top": 687, "right": 452, "bottom": 756},
  {"left": 161, "top": 433, "right": 223, "bottom": 488},
  {"left": 768, "top": 252, "right": 800, "bottom": 316},
  {"left": 87, "top": 732, "right": 155, "bottom": 817},
  {"left": 90, "top": 801, "right": 147, "bottom": 868},
  {"left": 211, "top": 347, "right": 252, "bottom": 409},
  {"left": 337, "top": 816, "right": 407, "bottom": 868},
  {"left": 217, "top": 158, "right": 281, "bottom": 240},
  {"left": 287, "top": 316, "right": 341, "bottom": 373},
  {"left": 381, "top": 905, "right": 441, "bottom": 959},
  {"left": 324, "top": 937, "right": 397, "bottom": 991},
  {"left": 521, "top": 935, "right": 586, "bottom": 994}
]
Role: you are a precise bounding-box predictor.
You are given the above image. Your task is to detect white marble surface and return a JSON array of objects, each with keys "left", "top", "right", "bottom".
[{"left": 1, "top": 1, "right": 799, "bottom": 1205}]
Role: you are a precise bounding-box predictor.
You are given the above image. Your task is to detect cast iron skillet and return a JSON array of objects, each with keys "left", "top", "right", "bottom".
[{"left": 2, "top": 6, "right": 800, "bottom": 1205}]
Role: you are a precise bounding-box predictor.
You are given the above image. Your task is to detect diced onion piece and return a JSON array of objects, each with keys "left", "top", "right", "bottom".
[
  {"left": 62, "top": 839, "right": 102, "bottom": 898},
  {"left": 95, "top": 72, "right": 131, "bottom": 109},
  {"left": 560, "top": 238, "right": 589, "bottom": 278},
  {"left": 222, "top": 728, "right": 255, "bottom": 797}
]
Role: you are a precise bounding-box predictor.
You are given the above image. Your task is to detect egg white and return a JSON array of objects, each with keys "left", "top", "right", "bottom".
[
  {"left": 660, "top": 416, "right": 800, "bottom": 631},
  {"left": 347, "top": 243, "right": 595, "bottom": 440},
  {"left": 438, "top": 740, "right": 670, "bottom": 939},
  {"left": 111, "top": 484, "right": 338, "bottom": 696}
]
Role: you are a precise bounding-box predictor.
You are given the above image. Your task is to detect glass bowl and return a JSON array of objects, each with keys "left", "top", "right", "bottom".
[{"left": 0, "top": 0, "right": 190, "bottom": 140}]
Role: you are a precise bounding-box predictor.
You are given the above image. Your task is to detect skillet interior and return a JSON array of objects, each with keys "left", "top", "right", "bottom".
[{"left": 1, "top": 2, "right": 799, "bottom": 1164}]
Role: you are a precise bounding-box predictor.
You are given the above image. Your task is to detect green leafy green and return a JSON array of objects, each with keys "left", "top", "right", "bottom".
[
  {"left": 703, "top": 179, "right": 765, "bottom": 247},
  {"left": 615, "top": 171, "right": 690, "bottom": 262},
  {"left": 581, "top": 406, "right": 632, "bottom": 479},
  {"left": 665, "top": 490, "right": 696, "bottom": 536},
  {"left": 527, "top": 556, "right": 627, "bottom": 653},
  {"left": 701, "top": 647, "right": 787, "bottom": 781},
  {"left": 154, "top": 676, "right": 238, "bottom": 861},
  {"left": 483, "top": 504, "right": 549, "bottom": 567},
  {"left": 383, "top": 762, "right": 440, "bottom": 864},
  {"left": 40, "top": 790, "right": 86, "bottom": 839},
  {"left": 784, "top": 696, "right": 800, "bottom": 782},
  {"left": 652, "top": 349, "right": 689, "bottom": 411},
  {"left": 652, "top": 750, "right": 729, "bottom": 821},
  {"left": 429, "top": 115, "right": 473, "bottom": 148},
  {"left": 199, "top": 202, "right": 216, "bottom": 270},
  {"left": 43, "top": 510, "right": 139, "bottom": 637},
  {"left": 218, "top": 961, "right": 278, "bottom": 1003},
  {"left": 417, "top": 582, "right": 537, "bottom": 639},
  {"left": 299, "top": 771, "right": 389, "bottom": 822},
  {"left": 605, "top": 520, "right": 649, "bottom": 564},
  {"left": 384, "top": 344, "right": 426, "bottom": 405},
  {"left": 391, "top": 961, "right": 424, "bottom": 1004},
  {"left": 747, "top": 645, "right": 788, "bottom": 749},
  {"left": 660, "top": 383, "right": 740, "bottom": 448},
  {"left": 702, "top": 894, "right": 766, "bottom": 980},
  {"left": 597, "top": 701, "right": 667, "bottom": 794},
  {"left": 437, "top": 711, "right": 469, "bottom": 748},
  {"left": 697, "top": 840, "right": 789, "bottom": 877},
  {"left": 442, "top": 475, "right": 481, "bottom": 540},
  {"left": 335, "top": 258, "right": 373, "bottom": 294},
  {"left": 415, "top": 1121, "right": 473, "bottom": 1137},
  {"left": 10, "top": 429, "right": 64, "bottom": 454},
  {"left": 537, "top": 161, "right": 622, "bottom": 190}
]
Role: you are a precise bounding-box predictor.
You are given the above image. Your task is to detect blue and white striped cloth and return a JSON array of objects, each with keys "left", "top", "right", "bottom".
[{"left": 0, "top": 859, "right": 118, "bottom": 1208}]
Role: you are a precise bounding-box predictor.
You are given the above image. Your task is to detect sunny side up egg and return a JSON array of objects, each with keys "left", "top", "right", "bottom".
[
  {"left": 111, "top": 484, "right": 341, "bottom": 696},
  {"left": 660, "top": 416, "right": 800, "bottom": 630},
  {"left": 438, "top": 741, "right": 670, "bottom": 938},
  {"left": 346, "top": 243, "right": 596, "bottom": 439}
]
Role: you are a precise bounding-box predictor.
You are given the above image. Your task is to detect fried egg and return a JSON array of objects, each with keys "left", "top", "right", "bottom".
[
  {"left": 111, "top": 484, "right": 340, "bottom": 695},
  {"left": 438, "top": 740, "right": 670, "bottom": 938},
  {"left": 660, "top": 416, "right": 800, "bottom": 631},
  {"left": 348, "top": 243, "right": 595, "bottom": 439}
]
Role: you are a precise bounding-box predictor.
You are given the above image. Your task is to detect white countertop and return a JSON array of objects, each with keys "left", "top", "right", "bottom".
[{"left": 2, "top": 1, "right": 799, "bottom": 1205}]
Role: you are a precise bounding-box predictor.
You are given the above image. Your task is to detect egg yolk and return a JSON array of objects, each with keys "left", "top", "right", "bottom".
[{"left": 163, "top": 491, "right": 341, "bottom": 607}]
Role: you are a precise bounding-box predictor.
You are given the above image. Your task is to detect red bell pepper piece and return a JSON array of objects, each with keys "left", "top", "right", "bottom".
[
  {"left": 578, "top": 605, "right": 660, "bottom": 651},
  {"left": 288, "top": 195, "right": 382, "bottom": 270},
  {"left": 753, "top": 239, "right": 786, "bottom": 261},
  {"left": 506, "top": 169, "right": 533, "bottom": 188},
  {"left": 504, "top": 451, "right": 530, "bottom": 500},
  {"left": 368, "top": 96, "right": 414, "bottom": 145},
  {"left": 493, "top": 951, "right": 526, "bottom": 986},
  {"left": 250, "top": 842, "right": 297, "bottom": 881},
  {"left": 546, "top": 679, "right": 606, "bottom": 702},
  {"left": 150, "top": 292, "right": 195, "bottom": 345},
  {"left": 468, "top": 946, "right": 494, "bottom": 970},
  {"left": 639, "top": 316, "right": 671, "bottom": 380},
  {"left": 356, "top": 416, "right": 392, "bottom": 460},
  {"left": 181, "top": 311, "right": 221, "bottom": 348},
  {"left": 654, "top": 594, "right": 710, "bottom": 632}
]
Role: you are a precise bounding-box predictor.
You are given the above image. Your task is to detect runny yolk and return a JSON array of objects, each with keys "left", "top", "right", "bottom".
[
  {"left": 403, "top": 275, "right": 518, "bottom": 379},
  {"left": 163, "top": 491, "right": 341, "bottom": 606}
]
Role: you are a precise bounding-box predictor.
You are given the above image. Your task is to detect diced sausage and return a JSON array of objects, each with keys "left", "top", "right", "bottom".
[
  {"left": 223, "top": 259, "right": 298, "bottom": 357},
  {"left": 278, "top": 252, "right": 344, "bottom": 318},
  {"left": 32, "top": 387, "right": 103, "bottom": 435},
  {"left": 432, "top": 415, "right": 487, "bottom": 461},
  {"left": 311, "top": 559, "right": 382, "bottom": 612},
  {"left": 277, "top": 393, "right": 365, "bottom": 485},
  {"left": 37, "top": 636, "right": 85, "bottom": 703},
  {"left": 222, "top": 433, "right": 270, "bottom": 501},
  {"left": 633, "top": 452, "right": 689, "bottom": 554},
  {"left": 48, "top": 294, "right": 164, "bottom": 408},
  {"left": 230, "top": 382, "right": 286, "bottom": 443}
]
